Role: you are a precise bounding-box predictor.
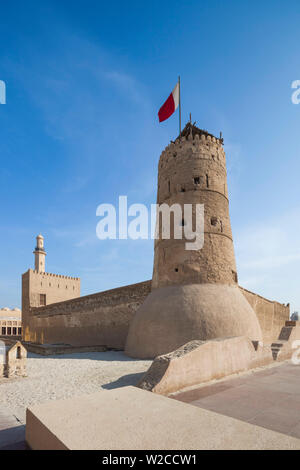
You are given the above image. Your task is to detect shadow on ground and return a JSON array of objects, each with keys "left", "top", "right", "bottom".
[
  {"left": 27, "top": 350, "right": 150, "bottom": 362},
  {"left": 0, "top": 425, "right": 26, "bottom": 450},
  {"left": 101, "top": 371, "right": 146, "bottom": 390}
]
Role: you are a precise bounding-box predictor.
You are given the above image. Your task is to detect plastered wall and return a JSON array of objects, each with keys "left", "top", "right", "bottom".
[
  {"left": 22, "top": 276, "right": 288, "bottom": 348},
  {"left": 240, "top": 286, "right": 289, "bottom": 344},
  {"left": 24, "top": 280, "right": 151, "bottom": 348}
]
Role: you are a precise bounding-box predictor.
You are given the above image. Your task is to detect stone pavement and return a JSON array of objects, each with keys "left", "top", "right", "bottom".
[
  {"left": 0, "top": 407, "right": 26, "bottom": 450},
  {"left": 2, "top": 361, "right": 300, "bottom": 449},
  {"left": 173, "top": 361, "right": 300, "bottom": 439}
]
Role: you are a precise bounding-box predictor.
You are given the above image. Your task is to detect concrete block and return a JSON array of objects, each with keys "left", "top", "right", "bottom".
[{"left": 26, "top": 386, "right": 300, "bottom": 450}]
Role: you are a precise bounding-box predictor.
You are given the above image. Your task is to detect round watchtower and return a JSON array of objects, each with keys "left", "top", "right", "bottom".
[
  {"left": 152, "top": 123, "right": 237, "bottom": 288},
  {"left": 125, "top": 122, "right": 262, "bottom": 359}
]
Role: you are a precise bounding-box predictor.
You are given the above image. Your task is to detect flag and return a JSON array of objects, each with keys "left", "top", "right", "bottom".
[{"left": 158, "top": 80, "right": 180, "bottom": 123}]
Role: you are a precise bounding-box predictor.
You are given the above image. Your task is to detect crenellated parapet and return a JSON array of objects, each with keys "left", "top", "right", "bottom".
[
  {"left": 158, "top": 124, "right": 228, "bottom": 208},
  {"left": 30, "top": 269, "right": 80, "bottom": 281},
  {"left": 159, "top": 123, "right": 225, "bottom": 169}
]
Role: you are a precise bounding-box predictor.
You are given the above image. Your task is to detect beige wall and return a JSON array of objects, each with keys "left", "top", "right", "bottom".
[
  {"left": 22, "top": 269, "right": 80, "bottom": 342},
  {"left": 24, "top": 281, "right": 151, "bottom": 347},
  {"left": 22, "top": 276, "right": 287, "bottom": 349},
  {"left": 0, "top": 308, "right": 21, "bottom": 319},
  {"left": 240, "top": 286, "right": 289, "bottom": 344},
  {"left": 153, "top": 131, "right": 238, "bottom": 289}
]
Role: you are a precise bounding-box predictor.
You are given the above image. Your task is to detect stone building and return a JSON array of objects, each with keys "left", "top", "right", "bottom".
[
  {"left": 22, "top": 234, "right": 80, "bottom": 343},
  {"left": 0, "top": 308, "right": 22, "bottom": 338},
  {"left": 22, "top": 123, "right": 289, "bottom": 354},
  {"left": 0, "top": 340, "right": 27, "bottom": 378}
]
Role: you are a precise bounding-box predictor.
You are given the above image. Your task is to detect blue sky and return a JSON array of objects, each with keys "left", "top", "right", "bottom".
[{"left": 1, "top": 0, "right": 300, "bottom": 312}]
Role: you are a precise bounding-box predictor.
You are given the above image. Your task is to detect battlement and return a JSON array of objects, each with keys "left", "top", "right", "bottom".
[
  {"left": 28, "top": 269, "right": 80, "bottom": 281},
  {"left": 162, "top": 132, "right": 224, "bottom": 152},
  {"left": 159, "top": 124, "right": 225, "bottom": 171},
  {"left": 179, "top": 122, "right": 223, "bottom": 143},
  {"left": 162, "top": 122, "right": 223, "bottom": 154}
]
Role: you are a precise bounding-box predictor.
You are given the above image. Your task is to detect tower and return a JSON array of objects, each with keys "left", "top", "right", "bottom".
[
  {"left": 125, "top": 122, "right": 262, "bottom": 358},
  {"left": 33, "top": 234, "right": 46, "bottom": 272}
]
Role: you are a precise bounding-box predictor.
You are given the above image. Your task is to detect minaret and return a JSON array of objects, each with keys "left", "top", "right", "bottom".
[
  {"left": 125, "top": 122, "right": 262, "bottom": 358},
  {"left": 33, "top": 234, "right": 46, "bottom": 272}
]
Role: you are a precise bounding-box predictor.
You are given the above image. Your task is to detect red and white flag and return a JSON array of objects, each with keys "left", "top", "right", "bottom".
[{"left": 158, "top": 80, "right": 180, "bottom": 123}]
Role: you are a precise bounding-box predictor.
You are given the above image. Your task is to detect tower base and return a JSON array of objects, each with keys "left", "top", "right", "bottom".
[{"left": 125, "top": 284, "right": 263, "bottom": 359}]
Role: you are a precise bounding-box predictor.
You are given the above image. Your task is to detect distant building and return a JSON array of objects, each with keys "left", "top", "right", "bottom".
[
  {"left": 22, "top": 234, "right": 80, "bottom": 342},
  {"left": 0, "top": 308, "right": 22, "bottom": 337},
  {"left": 0, "top": 340, "right": 27, "bottom": 378}
]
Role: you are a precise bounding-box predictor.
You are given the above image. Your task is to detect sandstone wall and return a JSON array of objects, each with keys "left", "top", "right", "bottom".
[
  {"left": 239, "top": 286, "right": 289, "bottom": 344},
  {"left": 26, "top": 281, "right": 151, "bottom": 348},
  {"left": 22, "top": 266, "right": 288, "bottom": 348},
  {"left": 22, "top": 269, "right": 81, "bottom": 341},
  {"left": 23, "top": 269, "right": 80, "bottom": 309},
  {"left": 153, "top": 127, "right": 238, "bottom": 289}
]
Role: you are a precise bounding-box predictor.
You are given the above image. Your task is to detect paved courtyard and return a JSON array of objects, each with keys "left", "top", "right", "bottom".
[
  {"left": 1, "top": 353, "right": 300, "bottom": 449},
  {"left": 0, "top": 350, "right": 151, "bottom": 449},
  {"left": 174, "top": 361, "right": 300, "bottom": 439}
]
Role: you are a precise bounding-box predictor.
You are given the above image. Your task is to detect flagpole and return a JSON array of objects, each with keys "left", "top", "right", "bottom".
[{"left": 178, "top": 75, "right": 181, "bottom": 136}]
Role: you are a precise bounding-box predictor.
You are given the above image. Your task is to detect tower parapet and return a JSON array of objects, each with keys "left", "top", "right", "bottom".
[{"left": 126, "top": 122, "right": 263, "bottom": 359}]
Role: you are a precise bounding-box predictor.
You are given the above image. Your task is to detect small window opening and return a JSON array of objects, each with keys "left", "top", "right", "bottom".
[
  {"left": 194, "top": 177, "right": 200, "bottom": 185},
  {"left": 17, "top": 346, "right": 21, "bottom": 359},
  {"left": 181, "top": 219, "right": 185, "bottom": 226},
  {"left": 180, "top": 187, "right": 185, "bottom": 192},
  {"left": 40, "top": 294, "right": 46, "bottom": 306},
  {"left": 168, "top": 180, "right": 170, "bottom": 193},
  {"left": 206, "top": 174, "right": 209, "bottom": 188},
  {"left": 211, "top": 217, "right": 218, "bottom": 226},
  {"left": 174, "top": 268, "right": 179, "bottom": 272}
]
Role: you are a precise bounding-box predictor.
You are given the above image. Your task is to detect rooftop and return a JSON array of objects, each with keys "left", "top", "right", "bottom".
[{"left": 178, "top": 121, "right": 223, "bottom": 143}]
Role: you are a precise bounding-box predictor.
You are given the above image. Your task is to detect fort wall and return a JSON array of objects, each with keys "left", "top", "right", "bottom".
[
  {"left": 22, "top": 276, "right": 287, "bottom": 348},
  {"left": 22, "top": 269, "right": 81, "bottom": 342},
  {"left": 24, "top": 280, "right": 151, "bottom": 347},
  {"left": 240, "top": 286, "right": 289, "bottom": 344}
]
